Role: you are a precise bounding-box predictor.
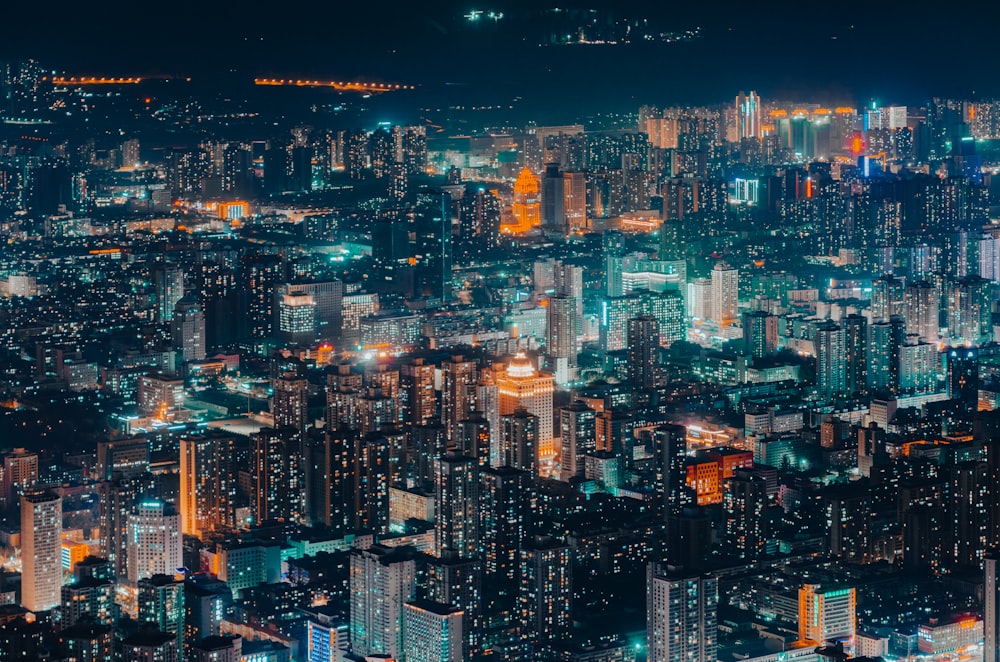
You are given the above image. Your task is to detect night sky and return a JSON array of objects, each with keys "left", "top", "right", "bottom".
[{"left": 3, "top": 1, "right": 994, "bottom": 118}]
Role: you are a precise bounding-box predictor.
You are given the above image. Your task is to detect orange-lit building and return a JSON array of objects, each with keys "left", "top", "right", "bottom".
[
  {"left": 504, "top": 168, "right": 541, "bottom": 234},
  {"left": 496, "top": 353, "right": 555, "bottom": 460},
  {"left": 685, "top": 447, "right": 754, "bottom": 505},
  {"left": 61, "top": 540, "right": 90, "bottom": 574},
  {"left": 798, "top": 584, "right": 856, "bottom": 649},
  {"left": 218, "top": 201, "right": 250, "bottom": 221}
]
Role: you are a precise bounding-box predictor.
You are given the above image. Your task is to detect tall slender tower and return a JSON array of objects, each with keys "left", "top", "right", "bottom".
[
  {"left": 647, "top": 564, "right": 718, "bottom": 662},
  {"left": 21, "top": 491, "right": 63, "bottom": 612},
  {"left": 986, "top": 551, "right": 1000, "bottom": 662}
]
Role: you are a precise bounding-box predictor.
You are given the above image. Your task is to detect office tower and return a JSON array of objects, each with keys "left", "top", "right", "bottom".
[
  {"left": 180, "top": 434, "right": 237, "bottom": 539},
  {"left": 868, "top": 316, "right": 904, "bottom": 394},
  {"left": 687, "top": 278, "right": 711, "bottom": 320},
  {"left": 948, "top": 346, "right": 979, "bottom": 405},
  {"left": 476, "top": 370, "right": 501, "bottom": 467},
  {"left": 435, "top": 449, "right": 480, "bottom": 558},
  {"left": 98, "top": 474, "right": 157, "bottom": 580},
  {"left": 654, "top": 424, "right": 690, "bottom": 516},
  {"left": 843, "top": 314, "right": 868, "bottom": 397},
  {"left": 349, "top": 544, "right": 416, "bottom": 660},
  {"left": 273, "top": 371, "right": 309, "bottom": 434},
  {"left": 815, "top": 321, "right": 847, "bottom": 401},
  {"left": 21, "top": 490, "right": 62, "bottom": 612},
  {"left": 285, "top": 280, "right": 344, "bottom": 341},
  {"left": 239, "top": 254, "right": 283, "bottom": 341},
  {"left": 427, "top": 551, "right": 482, "bottom": 657},
  {"left": 278, "top": 291, "right": 317, "bottom": 346},
  {"left": 627, "top": 315, "right": 661, "bottom": 389},
  {"left": 171, "top": 295, "right": 206, "bottom": 364},
  {"left": 904, "top": 280, "right": 940, "bottom": 344},
  {"left": 253, "top": 427, "right": 304, "bottom": 523},
  {"left": 455, "top": 413, "right": 491, "bottom": 468},
  {"left": 519, "top": 536, "right": 572, "bottom": 647},
  {"left": 501, "top": 408, "right": 538, "bottom": 479},
  {"left": 871, "top": 275, "right": 905, "bottom": 323},
  {"left": 541, "top": 164, "right": 565, "bottom": 231},
  {"left": 798, "top": 584, "right": 856, "bottom": 648},
  {"left": 724, "top": 469, "right": 769, "bottom": 560},
  {"left": 546, "top": 294, "right": 579, "bottom": 385},
  {"left": 604, "top": 230, "right": 626, "bottom": 297},
  {"left": 2, "top": 447, "right": 38, "bottom": 508},
  {"left": 441, "top": 355, "right": 478, "bottom": 441},
  {"left": 857, "top": 423, "right": 887, "bottom": 477},
  {"left": 403, "top": 600, "right": 464, "bottom": 662},
  {"left": 153, "top": 264, "right": 185, "bottom": 323},
  {"left": 559, "top": 400, "right": 597, "bottom": 481},
  {"left": 647, "top": 564, "right": 718, "bottom": 662},
  {"left": 480, "top": 467, "right": 528, "bottom": 582},
  {"left": 458, "top": 187, "right": 502, "bottom": 261},
  {"left": 122, "top": 631, "right": 179, "bottom": 662},
  {"left": 137, "top": 574, "right": 185, "bottom": 652},
  {"left": 601, "top": 294, "right": 646, "bottom": 351},
  {"left": 899, "top": 336, "right": 938, "bottom": 393},
  {"left": 986, "top": 551, "right": 1000, "bottom": 662},
  {"left": 497, "top": 354, "right": 555, "bottom": 461},
  {"left": 127, "top": 499, "right": 182, "bottom": 583},
  {"left": 413, "top": 190, "right": 453, "bottom": 301},
  {"left": 736, "top": 91, "right": 761, "bottom": 140},
  {"left": 507, "top": 167, "right": 541, "bottom": 234},
  {"left": 742, "top": 311, "right": 778, "bottom": 358},
  {"left": 710, "top": 262, "right": 739, "bottom": 326}
]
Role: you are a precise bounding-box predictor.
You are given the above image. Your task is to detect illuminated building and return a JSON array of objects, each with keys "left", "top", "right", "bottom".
[
  {"left": 742, "top": 311, "right": 778, "bottom": 358},
  {"left": 402, "top": 358, "right": 437, "bottom": 426},
  {"left": 519, "top": 536, "right": 572, "bottom": 648},
  {"left": 647, "top": 564, "right": 717, "bottom": 662},
  {"left": 710, "top": 262, "right": 739, "bottom": 326},
  {"left": 627, "top": 315, "right": 661, "bottom": 389},
  {"left": 403, "top": 600, "right": 464, "bottom": 662},
  {"left": 815, "top": 321, "right": 846, "bottom": 401},
  {"left": 480, "top": 466, "right": 527, "bottom": 581},
  {"left": 273, "top": 371, "right": 308, "bottom": 434},
  {"left": 501, "top": 408, "right": 538, "bottom": 479},
  {"left": 456, "top": 413, "right": 491, "bottom": 468},
  {"left": 341, "top": 293, "right": 379, "bottom": 347},
  {"left": 867, "top": 316, "right": 904, "bottom": 394},
  {"left": 60, "top": 624, "right": 114, "bottom": 662},
  {"left": 723, "top": 469, "right": 768, "bottom": 560},
  {"left": 986, "top": 552, "right": 1000, "bottom": 662},
  {"left": 184, "top": 573, "right": 234, "bottom": 646},
  {"left": 600, "top": 294, "right": 644, "bottom": 352},
  {"left": 426, "top": 551, "right": 482, "bottom": 657},
  {"left": 435, "top": 449, "right": 480, "bottom": 558},
  {"left": 278, "top": 291, "right": 317, "bottom": 346},
  {"left": 904, "top": 280, "right": 940, "bottom": 344},
  {"left": 217, "top": 200, "right": 249, "bottom": 220},
  {"left": 180, "top": 434, "right": 238, "bottom": 539},
  {"left": 947, "top": 276, "right": 991, "bottom": 345},
  {"left": 191, "top": 634, "right": 242, "bottom": 661},
  {"left": 98, "top": 474, "right": 157, "bottom": 581},
  {"left": 413, "top": 190, "right": 453, "bottom": 301},
  {"left": 122, "top": 631, "right": 178, "bottom": 662},
  {"left": 497, "top": 354, "right": 555, "bottom": 462},
  {"left": 61, "top": 565, "right": 114, "bottom": 628},
  {"left": 239, "top": 254, "right": 283, "bottom": 342},
  {"left": 559, "top": 400, "right": 596, "bottom": 481},
  {"left": 541, "top": 164, "right": 565, "bottom": 231},
  {"left": 564, "top": 171, "right": 587, "bottom": 230},
  {"left": 604, "top": 229, "right": 626, "bottom": 297},
  {"left": 172, "top": 296, "right": 206, "bottom": 365},
  {"left": 285, "top": 281, "right": 343, "bottom": 342},
  {"left": 349, "top": 544, "right": 416, "bottom": 660},
  {"left": 21, "top": 490, "right": 62, "bottom": 612},
  {"left": 152, "top": 264, "right": 185, "bottom": 323},
  {"left": 307, "top": 614, "right": 349, "bottom": 662},
  {"left": 546, "top": 294, "right": 579, "bottom": 385},
  {"left": 458, "top": 187, "right": 502, "bottom": 258},
  {"left": 798, "top": 584, "right": 856, "bottom": 649},
  {"left": 736, "top": 91, "right": 761, "bottom": 140},
  {"left": 441, "top": 355, "right": 478, "bottom": 441},
  {"left": 506, "top": 167, "right": 541, "bottom": 234},
  {"left": 254, "top": 427, "right": 305, "bottom": 523},
  {"left": 127, "top": 499, "right": 182, "bottom": 584},
  {"left": 137, "top": 574, "right": 185, "bottom": 652},
  {"left": 2, "top": 447, "right": 38, "bottom": 508},
  {"left": 917, "top": 616, "right": 982, "bottom": 657}
]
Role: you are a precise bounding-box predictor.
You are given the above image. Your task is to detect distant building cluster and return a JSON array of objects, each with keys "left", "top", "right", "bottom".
[{"left": 3, "top": 58, "right": 1000, "bottom": 662}]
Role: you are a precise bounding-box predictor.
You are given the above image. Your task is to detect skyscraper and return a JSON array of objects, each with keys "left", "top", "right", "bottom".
[
  {"left": 742, "top": 311, "right": 778, "bottom": 358},
  {"left": 180, "top": 434, "right": 238, "bottom": 538},
  {"left": 413, "top": 190, "right": 453, "bottom": 301},
  {"left": 603, "top": 230, "right": 626, "bottom": 297},
  {"left": 480, "top": 466, "right": 528, "bottom": 582},
  {"left": 239, "top": 254, "right": 283, "bottom": 341},
  {"left": 797, "top": 584, "right": 856, "bottom": 649},
  {"left": 546, "top": 294, "right": 579, "bottom": 385},
  {"left": 519, "top": 536, "right": 572, "bottom": 649},
  {"left": 153, "top": 264, "right": 185, "bottom": 323},
  {"left": 627, "top": 315, "right": 661, "bottom": 389},
  {"left": 654, "top": 424, "right": 690, "bottom": 516},
  {"left": 349, "top": 544, "right": 416, "bottom": 660},
  {"left": 559, "top": 400, "right": 597, "bottom": 481},
  {"left": 506, "top": 167, "right": 541, "bottom": 234},
  {"left": 137, "top": 574, "right": 185, "bottom": 652},
  {"left": 541, "top": 164, "right": 565, "bottom": 232},
  {"left": 254, "top": 427, "right": 304, "bottom": 523},
  {"left": 986, "top": 551, "right": 1000, "bottom": 662},
  {"left": 710, "top": 262, "right": 739, "bottom": 326},
  {"left": 127, "top": 499, "right": 182, "bottom": 583},
  {"left": 272, "top": 371, "right": 309, "bottom": 435},
  {"left": 21, "top": 491, "right": 62, "bottom": 612},
  {"left": 815, "top": 321, "right": 847, "bottom": 401},
  {"left": 172, "top": 295, "right": 206, "bottom": 365},
  {"left": 647, "top": 564, "right": 718, "bottom": 662},
  {"left": 403, "top": 600, "right": 464, "bottom": 662},
  {"left": 434, "top": 449, "right": 480, "bottom": 558},
  {"left": 736, "top": 91, "right": 761, "bottom": 140},
  {"left": 496, "top": 354, "right": 555, "bottom": 465}
]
